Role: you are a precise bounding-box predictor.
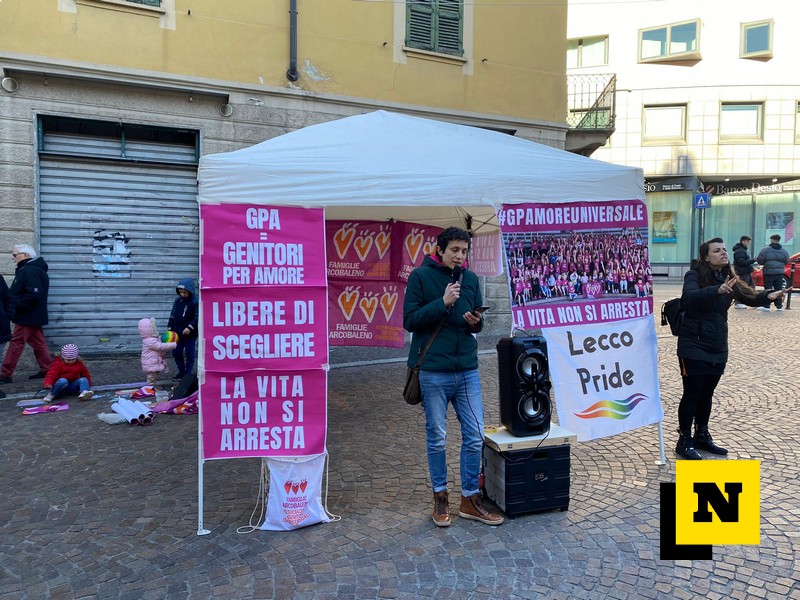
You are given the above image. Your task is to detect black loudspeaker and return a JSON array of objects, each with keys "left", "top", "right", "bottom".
[
  {"left": 173, "top": 373, "right": 198, "bottom": 399},
  {"left": 497, "top": 336, "right": 552, "bottom": 437}
]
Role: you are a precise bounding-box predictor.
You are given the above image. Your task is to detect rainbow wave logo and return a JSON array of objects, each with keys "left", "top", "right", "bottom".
[{"left": 574, "top": 393, "right": 647, "bottom": 420}]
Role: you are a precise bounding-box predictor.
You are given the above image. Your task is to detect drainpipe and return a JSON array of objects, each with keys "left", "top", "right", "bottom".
[{"left": 287, "top": 0, "right": 300, "bottom": 82}]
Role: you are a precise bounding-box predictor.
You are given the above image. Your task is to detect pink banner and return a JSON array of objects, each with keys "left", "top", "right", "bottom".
[
  {"left": 200, "top": 205, "right": 327, "bottom": 289},
  {"left": 470, "top": 231, "right": 504, "bottom": 276},
  {"left": 328, "top": 281, "right": 405, "bottom": 348},
  {"left": 201, "top": 369, "right": 327, "bottom": 459},
  {"left": 513, "top": 296, "right": 653, "bottom": 329},
  {"left": 199, "top": 204, "right": 328, "bottom": 459},
  {"left": 326, "top": 221, "right": 393, "bottom": 281},
  {"left": 202, "top": 286, "right": 329, "bottom": 371},
  {"left": 500, "top": 200, "right": 653, "bottom": 329},
  {"left": 395, "top": 222, "right": 443, "bottom": 282},
  {"left": 498, "top": 200, "right": 647, "bottom": 233}
]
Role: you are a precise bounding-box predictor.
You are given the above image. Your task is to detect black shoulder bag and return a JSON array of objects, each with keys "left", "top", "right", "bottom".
[{"left": 403, "top": 318, "right": 446, "bottom": 405}]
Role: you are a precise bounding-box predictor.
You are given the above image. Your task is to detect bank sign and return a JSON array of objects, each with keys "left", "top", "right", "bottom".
[{"left": 705, "top": 180, "right": 800, "bottom": 196}]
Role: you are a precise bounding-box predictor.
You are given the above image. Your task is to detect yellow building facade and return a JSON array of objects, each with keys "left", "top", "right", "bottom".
[
  {"left": 0, "top": 0, "right": 568, "bottom": 350},
  {"left": 1, "top": 0, "right": 566, "bottom": 124}
]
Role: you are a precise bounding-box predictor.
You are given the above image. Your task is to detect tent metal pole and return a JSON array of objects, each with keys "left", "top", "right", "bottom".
[
  {"left": 197, "top": 397, "right": 210, "bottom": 535},
  {"left": 655, "top": 421, "right": 666, "bottom": 465},
  {"left": 197, "top": 463, "right": 210, "bottom": 535}
]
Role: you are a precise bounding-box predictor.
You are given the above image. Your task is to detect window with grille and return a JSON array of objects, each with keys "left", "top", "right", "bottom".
[{"left": 406, "top": 0, "right": 463, "bottom": 57}]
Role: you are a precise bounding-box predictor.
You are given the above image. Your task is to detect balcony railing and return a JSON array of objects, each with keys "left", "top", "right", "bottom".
[{"left": 567, "top": 73, "right": 616, "bottom": 130}]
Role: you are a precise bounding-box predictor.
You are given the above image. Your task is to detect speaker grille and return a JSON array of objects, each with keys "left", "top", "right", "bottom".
[{"left": 497, "top": 336, "right": 552, "bottom": 437}]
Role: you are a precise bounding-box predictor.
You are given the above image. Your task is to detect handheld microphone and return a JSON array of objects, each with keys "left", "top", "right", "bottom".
[{"left": 452, "top": 265, "right": 463, "bottom": 283}]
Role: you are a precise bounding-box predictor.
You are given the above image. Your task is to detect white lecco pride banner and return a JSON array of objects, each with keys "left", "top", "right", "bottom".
[{"left": 542, "top": 316, "right": 663, "bottom": 441}]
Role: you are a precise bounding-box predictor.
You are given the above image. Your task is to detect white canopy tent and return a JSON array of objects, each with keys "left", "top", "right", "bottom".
[
  {"left": 194, "top": 112, "right": 661, "bottom": 533},
  {"left": 198, "top": 110, "right": 644, "bottom": 229}
]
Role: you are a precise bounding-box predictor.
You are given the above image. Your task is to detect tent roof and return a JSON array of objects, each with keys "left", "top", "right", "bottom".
[{"left": 198, "top": 110, "right": 644, "bottom": 232}]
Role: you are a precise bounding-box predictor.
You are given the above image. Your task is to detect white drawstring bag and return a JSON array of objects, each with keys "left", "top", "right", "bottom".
[{"left": 260, "top": 453, "right": 330, "bottom": 531}]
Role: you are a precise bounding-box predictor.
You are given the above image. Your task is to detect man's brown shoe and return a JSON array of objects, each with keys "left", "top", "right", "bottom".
[
  {"left": 459, "top": 494, "right": 504, "bottom": 525},
  {"left": 432, "top": 491, "right": 451, "bottom": 527}
]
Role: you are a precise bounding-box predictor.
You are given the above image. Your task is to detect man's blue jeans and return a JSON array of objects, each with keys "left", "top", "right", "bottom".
[
  {"left": 51, "top": 377, "right": 90, "bottom": 398},
  {"left": 419, "top": 369, "right": 484, "bottom": 497}
]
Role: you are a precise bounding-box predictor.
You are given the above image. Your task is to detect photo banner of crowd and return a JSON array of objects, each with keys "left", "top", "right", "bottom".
[{"left": 498, "top": 200, "right": 664, "bottom": 443}]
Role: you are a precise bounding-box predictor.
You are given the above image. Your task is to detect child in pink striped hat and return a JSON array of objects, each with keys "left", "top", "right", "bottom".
[{"left": 42, "top": 343, "right": 94, "bottom": 403}]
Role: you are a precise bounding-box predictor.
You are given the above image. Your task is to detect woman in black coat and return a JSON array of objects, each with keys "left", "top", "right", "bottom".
[{"left": 676, "top": 237, "right": 787, "bottom": 460}]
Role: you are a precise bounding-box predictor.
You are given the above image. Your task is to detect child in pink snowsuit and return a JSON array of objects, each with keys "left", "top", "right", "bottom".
[{"left": 138, "top": 318, "right": 177, "bottom": 388}]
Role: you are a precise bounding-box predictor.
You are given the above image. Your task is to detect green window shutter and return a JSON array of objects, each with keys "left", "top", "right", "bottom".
[
  {"left": 407, "top": 1, "right": 434, "bottom": 50},
  {"left": 437, "top": 0, "right": 463, "bottom": 56},
  {"left": 126, "top": 0, "right": 162, "bottom": 7},
  {"left": 406, "top": 1, "right": 463, "bottom": 56}
]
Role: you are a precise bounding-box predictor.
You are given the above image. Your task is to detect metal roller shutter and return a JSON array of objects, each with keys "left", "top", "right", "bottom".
[{"left": 39, "top": 133, "right": 199, "bottom": 354}]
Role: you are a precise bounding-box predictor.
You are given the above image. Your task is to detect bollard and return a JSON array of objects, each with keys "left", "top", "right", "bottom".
[{"left": 786, "top": 262, "right": 796, "bottom": 310}]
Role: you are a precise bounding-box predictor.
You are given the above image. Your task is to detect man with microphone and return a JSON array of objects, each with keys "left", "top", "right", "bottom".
[{"left": 403, "top": 226, "right": 503, "bottom": 528}]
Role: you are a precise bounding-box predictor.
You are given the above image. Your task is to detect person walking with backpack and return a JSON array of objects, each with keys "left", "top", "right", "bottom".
[
  {"left": 675, "top": 238, "right": 786, "bottom": 460},
  {"left": 755, "top": 234, "right": 790, "bottom": 311}
]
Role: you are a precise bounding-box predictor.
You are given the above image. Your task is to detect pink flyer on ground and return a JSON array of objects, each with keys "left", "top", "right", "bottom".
[{"left": 22, "top": 403, "right": 69, "bottom": 415}]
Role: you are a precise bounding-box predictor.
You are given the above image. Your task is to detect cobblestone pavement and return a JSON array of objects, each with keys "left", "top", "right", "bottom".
[{"left": 1, "top": 284, "right": 800, "bottom": 599}]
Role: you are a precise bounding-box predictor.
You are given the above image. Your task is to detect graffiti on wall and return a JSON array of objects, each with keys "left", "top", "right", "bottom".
[{"left": 93, "top": 231, "right": 131, "bottom": 278}]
